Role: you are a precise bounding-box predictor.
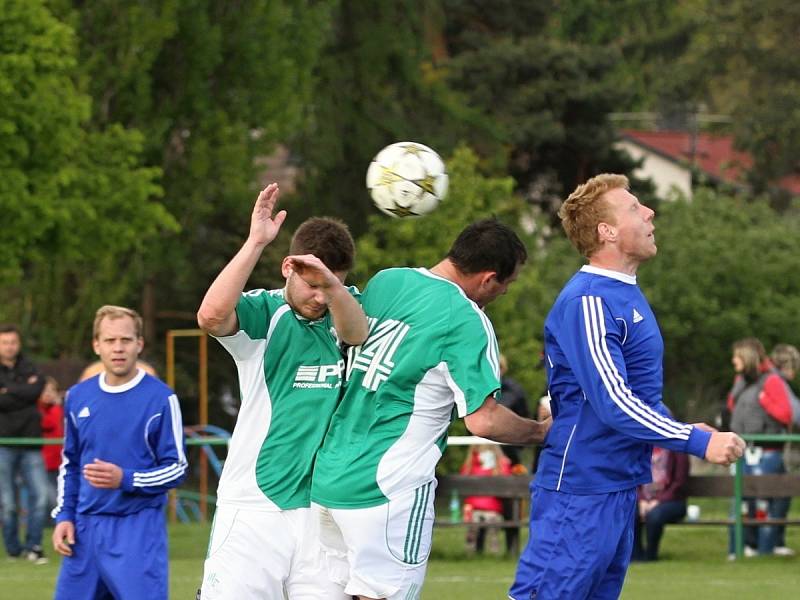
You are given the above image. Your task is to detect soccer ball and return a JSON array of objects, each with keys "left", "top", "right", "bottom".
[{"left": 366, "top": 142, "right": 448, "bottom": 218}]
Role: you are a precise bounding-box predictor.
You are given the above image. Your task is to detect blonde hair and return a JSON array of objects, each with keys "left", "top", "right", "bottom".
[
  {"left": 559, "top": 173, "right": 629, "bottom": 257},
  {"left": 771, "top": 344, "right": 800, "bottom": 376},
  {"left": 93, "top": 305, "right": 143, "bottom": 339},
  {"left": 732, "top": 337, "right": 766, "bottom": 382}
]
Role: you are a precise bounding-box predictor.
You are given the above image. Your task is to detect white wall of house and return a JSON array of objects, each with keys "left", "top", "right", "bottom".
[{"left": 616, "top": 140, "right": 692, "bottom": 201}]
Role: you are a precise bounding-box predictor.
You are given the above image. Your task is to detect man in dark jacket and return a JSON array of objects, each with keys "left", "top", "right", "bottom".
[{"left": 0, "top": 324, "right": 48, "bottom": 563}]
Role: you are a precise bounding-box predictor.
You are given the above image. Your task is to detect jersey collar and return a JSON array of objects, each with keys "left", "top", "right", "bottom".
[
  {"left": 580, "top": 265, "right": 637, "bottom": 285},
  {"left": 99, "top": 368, "right": 146, "bottom": 393}
]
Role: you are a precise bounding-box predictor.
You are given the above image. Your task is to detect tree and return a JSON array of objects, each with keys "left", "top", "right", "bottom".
[
  {"left": 439, "top": 0, "right": 639, "bottom": 212},
  {"left": 680, "top": 1, "right": 800, "bottom": 194},
  {"left": 52, "top": 0, "right": 336, "bottom": 345},
  {"left": 642, "top": 188, "right": 800, "bottom": 419},
  {"left": 0, "top": 0, "right": 172, "bottom": 356},
  {"left": 293, "top": 0, "right": 479, "bottom": 236}
]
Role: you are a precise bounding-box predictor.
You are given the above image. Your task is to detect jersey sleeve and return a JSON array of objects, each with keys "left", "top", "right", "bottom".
[
  {"left": 215, "top": 289, "right": 280, "bottom": 361},
  {"left": 120, "top": 392, "right": 188, "bottom": 495},
  {"left": 559, "top": 294, "right": 711, "bottom": 458},
  {"left": 51, "top": 391, "right": 80, "bottom": 523},
  {"left": 443, "top": 303, "right": 501, "bottom": 418},
  {"left": 236, "top": 289, "right": 276, "bottom": 336}
]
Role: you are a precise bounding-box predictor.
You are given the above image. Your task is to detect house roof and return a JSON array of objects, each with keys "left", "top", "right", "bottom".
[{"left": 620, "top": 130, "right": 800, "bottom": 195}]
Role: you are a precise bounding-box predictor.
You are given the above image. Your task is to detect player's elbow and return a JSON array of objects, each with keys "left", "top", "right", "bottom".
[
  {"left": 464, "top": 411, "right": 494, "bottom": 439},
  {"left": 196, "top": 306, "right": 228, "bottom": 335}
]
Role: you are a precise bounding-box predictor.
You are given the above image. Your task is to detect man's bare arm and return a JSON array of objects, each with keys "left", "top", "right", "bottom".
[{"left": 464, "top": 396, "right": 551, "bottom": 445}]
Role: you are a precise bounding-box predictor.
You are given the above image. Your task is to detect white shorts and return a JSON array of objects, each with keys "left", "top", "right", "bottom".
[
  {"left": 316, "top": 481, "right": 436, "bottom": 600},
  {"left": 200, "top": 505, "right": 348, "bottom": 600}
]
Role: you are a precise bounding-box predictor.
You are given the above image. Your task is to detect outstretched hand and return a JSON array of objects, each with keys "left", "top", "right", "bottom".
[
  {"left": 285, "top": 254, "right": 341, "bottom": 290},
  {"left": 249, "top": 183, "right": 287, "bottom": 247}
]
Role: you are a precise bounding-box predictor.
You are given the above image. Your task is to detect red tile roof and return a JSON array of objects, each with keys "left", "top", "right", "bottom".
[{"left": 621, "top": 130, "right": 800, "bottom": 195}]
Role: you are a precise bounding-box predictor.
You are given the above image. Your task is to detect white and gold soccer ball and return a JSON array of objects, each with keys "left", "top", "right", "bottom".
[{"left": 366, "top": 142, "right": 448, "bottom": 218}]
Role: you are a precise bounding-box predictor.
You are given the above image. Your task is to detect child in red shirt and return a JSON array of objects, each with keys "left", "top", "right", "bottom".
[
  {"left": 460, "top": 444, "right": 511, "bottom": 554},
  {"left": 37, "top": 377, "right": 63, "bottom": 514}
]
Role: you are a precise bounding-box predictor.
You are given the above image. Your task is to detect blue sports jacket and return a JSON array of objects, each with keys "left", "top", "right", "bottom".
[{"left": 535, "top": 266, "right": 711, "bottom": 494}]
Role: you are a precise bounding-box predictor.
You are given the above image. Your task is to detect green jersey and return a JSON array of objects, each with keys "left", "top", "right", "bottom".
[
  {"left": 311, "top": 268, "right": 501, "bottom": 508},
  {"left": 215, "top": 288, "right": 352, "bottom": 511}
]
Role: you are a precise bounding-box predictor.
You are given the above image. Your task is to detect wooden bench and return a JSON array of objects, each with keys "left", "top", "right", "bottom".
[{"left": 435, "top": 473, "right": 800, "bottom": 554}]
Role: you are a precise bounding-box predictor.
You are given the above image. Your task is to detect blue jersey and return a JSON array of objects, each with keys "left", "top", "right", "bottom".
[
  {"left": 536, "top": 265, "right": 711, "bottom": 494},
  {"left": 52, "top": 370, "right": 187, "bottom": 522}
]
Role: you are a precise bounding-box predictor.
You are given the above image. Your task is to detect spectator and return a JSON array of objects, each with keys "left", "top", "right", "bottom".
[
  {"left": 38, "top": 376, "right": 64, "bottom": 515},
  {"left": 460, "top": 444, "right": 511, "bottom": 555},
  {"left": 498, "top": 354, "right": 532, "bottom": 554},
  {"left": 51, "top": 305, "right": 187, "bottom": 599},
  {"left": 497, "top": 354, "right": 531, "bottom": 467},
  {"left": 768, "top": 343, "right": 800, "bottom": 556},
  {"left": 0, "top": 324, "right": 48, "bottom": 564},
  {"left": 727, "top": 337, "right": 792, "bottom": 558},
  {"left": 631, "top": 446, "right": 689, "bottom": 561}
]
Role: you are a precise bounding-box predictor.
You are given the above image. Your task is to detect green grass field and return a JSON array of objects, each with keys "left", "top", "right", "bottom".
[{"left": 3, "top": 506, "right": 798, "bottom": 599}]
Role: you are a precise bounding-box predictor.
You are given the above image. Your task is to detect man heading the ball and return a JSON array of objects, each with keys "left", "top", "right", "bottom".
[
  {"left": 509, "top": 174, "right": 746, "bottom": 600},
  {"left": 311, "top": 218, "right": 551, "bottom": 600},
  {"left": 197, "top": 183, "right": 368, "bottom": 599}
]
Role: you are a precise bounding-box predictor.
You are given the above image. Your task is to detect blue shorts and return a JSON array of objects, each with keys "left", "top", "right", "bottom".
[
  {"left": 509, "top": 486, "right": 636, "bottom": 600},
  {"left": 54, "top": 507, "right": 168, "bottom": 600}
]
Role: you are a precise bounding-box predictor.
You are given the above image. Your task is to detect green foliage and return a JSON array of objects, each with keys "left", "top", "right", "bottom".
[
  {"left": 294, "top": 0, "right": 480, "bottom": 235},
  {"left": 0, "top": 0, "right": 171, "bottom": 355},
  {"left": 643, "top": 188, "right": 800, "bottom": 418},
  {"left": 552, "top": 0, "right": 699, "bottom": 112},
  {"left": 0, "top": 0, "right": 337, "bottom": 362},
  {"left": 0, "top": 0, "right": 87, "bottom": 283},
  {"left": 440, "top": 0, "right": 636, "bottom": 208},
  {"left": 681, "top": 1, "right": 800, "bottom": 191}
]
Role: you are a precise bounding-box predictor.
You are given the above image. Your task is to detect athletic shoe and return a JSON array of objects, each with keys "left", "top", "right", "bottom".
[
  {"left": 26, "top": 547, "right": 48, "bottom": 565},
  {"left": 727, "top": 553, "right": 736, "bottom": 561},
  {"left": 773, "top": 546, "right": 796, "bottom": 556},
  {"left": 743, "top": 545, "right": 758, "bottom": 558}
]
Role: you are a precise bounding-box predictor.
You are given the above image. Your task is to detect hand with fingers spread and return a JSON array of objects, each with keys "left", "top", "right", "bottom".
[
  {"left": 704, "top": 431, "right": 746, "bottom": 466},
  {"left": 197, "top": 182, "right": 288, "bottom": 337},
  {"left": 249, "top": 183, "right": 287, "bottom": 247},
  {"left": 83, "top": 458, "right": 123, "bottom": 489}
]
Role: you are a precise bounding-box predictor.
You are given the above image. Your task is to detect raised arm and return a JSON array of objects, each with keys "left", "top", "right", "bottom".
[{"left": 197, "top": 183, "right": 286, "bottom": 336}]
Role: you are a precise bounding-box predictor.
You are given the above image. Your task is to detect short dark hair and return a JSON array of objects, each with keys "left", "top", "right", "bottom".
[
  {"left": 446, "top": 218, "right": 527, "bottom": 282},
  {"left": 0, "top": 324, "right": 21, "bottom": 336},
  {"left": 290, "top": 217, "right": 355, "bottom": 273}
]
